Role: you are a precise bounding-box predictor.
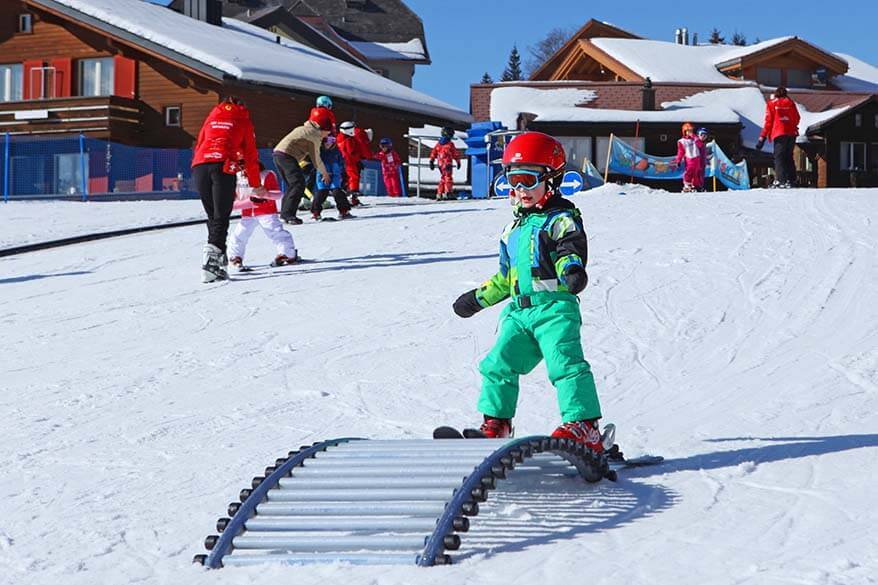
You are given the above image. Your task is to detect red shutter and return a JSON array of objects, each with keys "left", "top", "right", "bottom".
[
  {"left": 50, "top": 58, "right": 72, "bottom": 97},
  {"left": 113, "top": 56, "right": 136, "bottom": 99},
  {"left": 22, "top": 59, "right": 42, "bottom": 100}
]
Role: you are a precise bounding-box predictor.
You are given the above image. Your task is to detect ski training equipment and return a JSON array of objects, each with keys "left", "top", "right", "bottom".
[{"left": 194, "top": 433, "right": 663, "bottom": 569}]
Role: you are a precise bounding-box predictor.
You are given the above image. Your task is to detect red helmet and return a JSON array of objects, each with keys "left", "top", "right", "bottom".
[
  {"left": 502, "top": 131, "right": 566, "bottom": 172},
  {"left": 681, "top": 122, "right": 695, "bottom": 136},
  {"left": 309, "top": 107, "right": 333, "bottom": 131}
]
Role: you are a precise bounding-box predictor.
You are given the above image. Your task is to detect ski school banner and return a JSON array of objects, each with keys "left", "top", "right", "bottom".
[
  {"left": 605, "top": 135, "right": 750, "bottom": 190},
  {"left": 707, "top": 141, "right": 750, "bottom": 190},
  {"left": 605, "top": 135, "right": 683, "bottom": 180}
]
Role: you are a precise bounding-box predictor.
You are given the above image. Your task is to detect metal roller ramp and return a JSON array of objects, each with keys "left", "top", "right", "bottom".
[{"left": 194, "top": 435, "right": 659, "bottom": 568}]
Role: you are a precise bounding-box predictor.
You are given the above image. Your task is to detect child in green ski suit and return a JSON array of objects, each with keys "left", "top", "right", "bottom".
[{"left": 453, "top": 131, "right": 604, "bottom": 453}]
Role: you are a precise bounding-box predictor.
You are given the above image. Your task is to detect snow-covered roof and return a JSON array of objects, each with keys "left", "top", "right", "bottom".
[
  {"left": 832, "top": 53, "right": 878, "bottom": 92},
  {"left": 534, "top": 105, "right": 740, "bottom": 124},
  {"left": 490, "top": 87, "right": 598, "bottom": 130},
  {"left": 591, "top": 36, "right": 818, "bottom": 84},
  {"left": 32, "top": 0, "right": 469, "bottom": 124},
  {"left": 662, "top": 87, "right": 850, "bottom": 149},
  {"left": 348, "top": 39, "right": 428, "bottom": 62}
]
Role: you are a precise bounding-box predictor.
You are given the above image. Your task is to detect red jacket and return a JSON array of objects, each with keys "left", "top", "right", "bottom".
[
  {"left": 760, "top": 96, "right": 800, "bottom": 141},
  {"left": 192, "top": 102, "right": 261, "bottom": 187},
  {"left": 337, "top": 128, "right": 372, "bottom": 165},
  {"left": 240, "top": 170, "right": 280, "bottom": 217},
  {"left": 430, "top": 141, "right": 459, "bottom": 168},
  {"left": 375, "top": 149, "right": 402, "bottom": 176}
]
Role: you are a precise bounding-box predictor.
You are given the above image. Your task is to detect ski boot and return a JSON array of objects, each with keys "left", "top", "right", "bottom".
[
  {"left": 338, "top": 210, "right": 355, "bottom": 220},
  {"left": 202, "top": 243, "right": 229, "bottom": 283},
  {"left": 270, "top": 254, "right": 298, "bottom": 267},
  {"left": 350, "top": 192, "right": 362, "bottom": 207},
  {"left": 284, "top": 216, "right": 303, "bottom": 225},
  {"left": 552, "top": 419, "right": 611, "bottom": 482},
  {"left": 479, "top": 416, "right": 513, "bottom": 438},
  {"left": 230, "top": 256, "right": 243, "bottom": 269}
]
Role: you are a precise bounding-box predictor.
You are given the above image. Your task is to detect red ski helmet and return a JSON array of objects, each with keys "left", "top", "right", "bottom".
[
  {"left": 502, "top": 132, "right": 565, "bottom": 206},
  {"left": 502, "top": 131, "right": 566, "bottom": 172},
  {"left": 309, "top": 107, "right": 334, "bottom": 131},
  {"left": 681, "top": 122, "right": 695, "bottom": 136}
]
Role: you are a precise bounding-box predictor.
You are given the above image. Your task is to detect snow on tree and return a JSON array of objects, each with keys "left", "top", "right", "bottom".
[{"left": 481, "top": 72, "right": 494, "bottom": 84}]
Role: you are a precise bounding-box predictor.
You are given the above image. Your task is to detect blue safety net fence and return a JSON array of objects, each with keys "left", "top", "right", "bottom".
[{"left": 0, "top": 133, "right": 279, "bottom": 201}]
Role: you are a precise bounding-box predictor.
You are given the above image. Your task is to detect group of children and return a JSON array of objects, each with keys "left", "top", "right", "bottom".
[{"left": 673, "top": 123, "right": 712, "bottom": 192}]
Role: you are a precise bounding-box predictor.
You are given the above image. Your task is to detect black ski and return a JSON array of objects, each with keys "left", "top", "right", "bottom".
[
  {"left": 462, "top": 428, "right": 487, "bottom": 439},
  {"left": 432, "top": 426, "right": 464, "bottom": 439}
]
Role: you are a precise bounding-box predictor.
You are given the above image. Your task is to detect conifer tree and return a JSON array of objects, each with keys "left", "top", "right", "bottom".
[
  {"left": 481, "top": 72, "right": 494, "bottom": 84},
  {"left": 731, "top": 31, "right": 747, "bottom": 46},
  {"left": 708, "top": 28, "right": 725, "bottom": 44},
  {"left": 500, "top": 45, "right": 523, "bottom": 81}
]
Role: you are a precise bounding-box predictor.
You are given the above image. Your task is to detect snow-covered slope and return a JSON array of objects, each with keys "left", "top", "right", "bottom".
[{"left": 2, "top": 186, "right": 877, "bottom": 584}]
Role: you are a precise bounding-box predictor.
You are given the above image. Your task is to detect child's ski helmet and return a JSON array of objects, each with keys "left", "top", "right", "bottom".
[
  {"left": 316, "top": 95, "right": 333, "bottom": 109},
  {"left": 502, "top": 131, "right": 566, "bottom": 173},
  {"left": 440, "top": 126, "right": 454, "bottom": 139},
  {"left": 681, "top": 122, "right": 695, "bottom": 135},
  {"left": 309, "top": 107, "right": 334, "bottom": 131},
  {"left": 502, "top": 132, "right": 566, "bottom": 207},
  {"left": 379, "top": 137, "right": 392, "bottom": 146},
  {"left": 697, "top": 127, "right": 709, "bottom": 137},
  {"left": 339, "top": 120, "right": 356, "bottom": 137}
]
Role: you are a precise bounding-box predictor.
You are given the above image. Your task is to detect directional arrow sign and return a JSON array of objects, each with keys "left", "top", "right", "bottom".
[
  {"left": 558, "top": 170, "right": 584, "bottom": 196},
  {"left": 493, "top": 175, "right": 512, "bottom": 197}
]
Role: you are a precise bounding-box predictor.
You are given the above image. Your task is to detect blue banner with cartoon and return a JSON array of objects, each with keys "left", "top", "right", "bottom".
[
  {"left": 706, "top": 141, "right": 750, "bottom": 190},
  {"left": 606, "top": 136, "right": 683, "bottom": 179},
  {"left": 606, "top": 136, "right": 750, "bottom": 190}
]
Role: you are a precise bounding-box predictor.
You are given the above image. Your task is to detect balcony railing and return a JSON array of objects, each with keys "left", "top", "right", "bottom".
[{"left": 0, "top": 95, "right": 141, "bottom": 137}]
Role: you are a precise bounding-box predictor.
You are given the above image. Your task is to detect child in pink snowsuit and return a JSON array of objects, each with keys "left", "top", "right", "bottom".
[
  {"left": 429, "top": 136, "right": 460, "bottom": 200},
  {"left": 674, "top": 122, "right": 708, "bottom": 192},
  {"left": 375, "top": 137, "right": 403, "bottom": 196}
]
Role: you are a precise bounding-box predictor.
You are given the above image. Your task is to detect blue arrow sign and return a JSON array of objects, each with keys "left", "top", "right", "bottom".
[
  {"left": 493, "top": 175, "right": 512, "bottom": 197},
  {"left": 558, "top": 170, "right": 584, "bottom": 196}
]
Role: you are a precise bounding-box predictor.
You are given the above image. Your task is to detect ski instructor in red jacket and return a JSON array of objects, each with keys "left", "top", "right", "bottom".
[
  {"left": 755, "top": 87, "right": 801, "bottom": 188},
  {"left": 192, "top": 96, "right": 266, "bottom": 283}
]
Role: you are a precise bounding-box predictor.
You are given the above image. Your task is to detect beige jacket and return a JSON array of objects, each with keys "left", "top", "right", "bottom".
[{"left": 273, "top": 120, "right": 328, "bottom": 177}]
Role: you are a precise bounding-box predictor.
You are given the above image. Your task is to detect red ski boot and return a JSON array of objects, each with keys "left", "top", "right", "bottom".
[
  {"left": 479, "top": 416, "right": 513, "bottom": 439},
  {"left": 551, "top": 419, "right": 604, "bottom": 455}
]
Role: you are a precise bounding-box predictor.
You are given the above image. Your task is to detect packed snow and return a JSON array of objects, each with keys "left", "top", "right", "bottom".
[{"left": 2, "top": 186, "right": 878, "bottom": 585}]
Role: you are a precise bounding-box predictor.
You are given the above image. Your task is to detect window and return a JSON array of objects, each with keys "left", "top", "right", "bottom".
[
  {"left": 786, "top": 69, "right": 811, "bottom": 88},
  {"left": 28, "top": 66, "right": 56, "bottom": 99},
  {"left": 756, "top": 67, "right": 782, "bottom": 87},
  {"left": 164, "top": 105, "right": 181, "bottom": 127},
  {"left": 854, "top": 113, "right": 862, "bottom": 127},
  {"left": 18, "top": 14, "right": 32, "bottom": 33},
  {"left": 557, "top": 137, "right": 594, "bottom": 171},
  {"left": 840, "top": 142, "right": 866, "bottom": 171},
  {"left": 78, "top": 58, "right": 114, "bottom": 97},
  {"left": 0, "top": 64, "right": 23, "bottom": 102}
]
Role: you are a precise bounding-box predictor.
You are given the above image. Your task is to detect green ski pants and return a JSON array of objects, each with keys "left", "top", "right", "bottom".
[{"left": 477, "top": 296, "right": 601, "bottom": 423}]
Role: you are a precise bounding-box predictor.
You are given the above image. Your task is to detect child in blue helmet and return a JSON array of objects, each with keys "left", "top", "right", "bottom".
[
  {"left": 375, "top": 137, "right": 403, "bottom": 196},
  {"left": 311, "top": 134, "right": 353, "bottom": 220}
]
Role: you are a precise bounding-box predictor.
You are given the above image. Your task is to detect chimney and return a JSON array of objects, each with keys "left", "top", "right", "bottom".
[
  {"left": 682, "top": 27, "right": 689, "bottom": 45},
  {"left": 184, "top": 0, "right": 222, "bottom": 26},
  {"left": 675, "top": 28, "right": 682, "bottom": 44},
  {"left": 641, "top": 77, "right": 655, "bottom": 111},
  {"left": 692, "top": 32, "right": 698, "bottom": 45}
]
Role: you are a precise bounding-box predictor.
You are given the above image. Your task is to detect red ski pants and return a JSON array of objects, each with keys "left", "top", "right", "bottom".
[{"left": 383, "top": 170, "right": 402, "bottom": 196}]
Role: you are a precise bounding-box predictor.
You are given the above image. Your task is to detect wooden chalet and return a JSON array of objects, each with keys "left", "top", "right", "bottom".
[
  {"left": 473, "top": 20, "right": 878, "bottom": 188},
  {"left": 0, "top": 0, "right": 465, "bottom": 150}
]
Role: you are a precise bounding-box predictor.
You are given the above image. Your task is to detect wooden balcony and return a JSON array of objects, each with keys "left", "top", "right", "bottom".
[{"left": 0, "top": 95, "right": 142, "bottom": 141}]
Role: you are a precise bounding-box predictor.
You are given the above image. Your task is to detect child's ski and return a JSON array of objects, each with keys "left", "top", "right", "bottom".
[{"left": 432, "top": 426, "right": 464, "bottom": 439}]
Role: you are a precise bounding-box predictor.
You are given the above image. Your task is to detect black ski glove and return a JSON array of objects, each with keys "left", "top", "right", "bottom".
[
  {"left": 429, "top": 159, "right": 436, "bottom": 171},
  {"left": 456, "top": 161, "right": 462, "bottom": 170},
  {"left": 563, "top": 265, "right": 588, "bottom": 294},
  {"left": 755, "top": 137, "right": 765, "bottom": 151},
  {"left": 453, "top": 289, "right": 482, "bottom": 318}
]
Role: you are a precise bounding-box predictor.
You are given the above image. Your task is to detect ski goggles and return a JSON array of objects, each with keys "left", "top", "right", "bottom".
[{"left": 505, "top": 169, "right": 545, "bottom": 190}]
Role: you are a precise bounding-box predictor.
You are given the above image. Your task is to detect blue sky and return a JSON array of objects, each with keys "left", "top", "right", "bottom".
[{"left": 404, "top": 0, "right": 878, "bottom": 111}]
